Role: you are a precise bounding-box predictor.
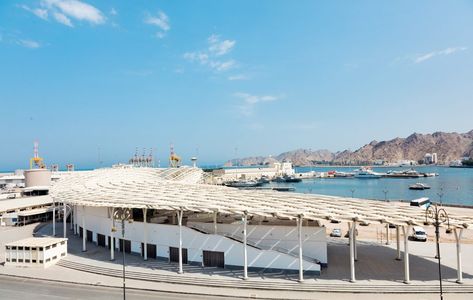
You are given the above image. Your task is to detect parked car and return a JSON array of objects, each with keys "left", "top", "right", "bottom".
[
  {"left": 330, "top": 228, "right": 342, "bottom": 237},
  {"left": 411, "top": 226, "right": 427, "bottom": 241}
]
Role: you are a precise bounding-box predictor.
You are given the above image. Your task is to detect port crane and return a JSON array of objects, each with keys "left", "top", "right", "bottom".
[
  {"left": 30, "top": 141, "right": 46, "bottom": 169},
  {"left": 169, "top": 144, "right": 181, "bottom": 168}
]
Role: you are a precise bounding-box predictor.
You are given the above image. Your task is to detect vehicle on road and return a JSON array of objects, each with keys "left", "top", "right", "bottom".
[
  {"left": 411, "top": 226, "right": 427, "bottom": 241},
  {"left": 330, "top": 228, "right": 342, "bottom": 237}
]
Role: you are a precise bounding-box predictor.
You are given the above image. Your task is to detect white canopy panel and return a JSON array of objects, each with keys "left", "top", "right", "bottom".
[{"left": 50, "top": 167, "right": 473, "bottom": 229}]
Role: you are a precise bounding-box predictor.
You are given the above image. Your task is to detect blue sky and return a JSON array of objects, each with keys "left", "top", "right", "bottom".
[{"left": 0, "top": 0, "right": 472, "bottom": 170}]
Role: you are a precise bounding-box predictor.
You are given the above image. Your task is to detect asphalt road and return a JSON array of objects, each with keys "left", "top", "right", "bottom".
[{"left": 0, "top": 275, "right": 236, "bottom": 300}]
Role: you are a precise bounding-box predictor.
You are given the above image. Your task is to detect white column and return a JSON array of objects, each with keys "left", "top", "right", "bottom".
[
  {"left": 178, "top": 209, "right": 183, "bottom": 274},
  {"left": 353, "top": 222, "right": 357, "bottom": 261},
  {"left": 213, "top": 211, "right": 218, "bottom": 234},
  {"left": 110, "top": 207, "right": 115, "bottom": 261},
  {"left": 349, "top": 221, "right": 356, "bottom": 282},
  {"left": 298, "top": 215, "right": 304, "bottom": 282},
  {"left": 402, "top": 225, "right": 410, "bottom": 284},
  {"left": 396, "top": 225, "right": 401, "bottom": 260},
  {"left": 70, "top": 204, "right": 74, "bottom": 230},
  {"left": 454, "top": 228, "right": 464, "bottom": 284},
  {"left": 63, "top": 203, "right": 67, "bottom": 238},
  {"left": 243, "top": 213, "right": 248, "bottom": 280},
  {"left": 143, "top": 208, "right": 148, "bottom": 261},
  {"left": 52, "top": 201, "right": 56, "bottom": 236},
  {"left": 385, "top": 223, "right": 390, "bottom": 245},
  {"left": 73, "top": 206, "right": 77, "bottom": 235},
  {"left": 82, "top": 206, "right": 86, "bottom": 252}
]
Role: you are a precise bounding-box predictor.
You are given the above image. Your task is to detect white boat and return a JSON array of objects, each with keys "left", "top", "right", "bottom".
[
  {"left": 354, "top": 167, "right": 382, "bottom": 179},
  {"left": 409, "top": 183, "right": 431, "bottom": 190}
]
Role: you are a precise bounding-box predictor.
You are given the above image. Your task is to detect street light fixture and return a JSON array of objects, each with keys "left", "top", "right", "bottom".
[
  {"left": 425, "top": 203, "right": 450, "bottom": 300},
  {"left": 351, "top": 189, "right": 355, "bottom": 198},
  {"left": 382, "top": 188, "right": 389, "bottom": 202},
  {"left": 112, "top": 208, "right": 132, "bottom": 300}
]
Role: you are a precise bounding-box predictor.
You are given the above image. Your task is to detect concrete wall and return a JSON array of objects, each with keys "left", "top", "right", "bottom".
[
  {"left": 76, "top": 206, "right": 320, "bottom": 273},
  {"left": 188, "top": 221, "right": 327, "bottom": 264}
]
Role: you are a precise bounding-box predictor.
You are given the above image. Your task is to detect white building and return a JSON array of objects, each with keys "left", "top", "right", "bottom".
[
  {"left": 212, "top": 162, "right": 295, "bottom": 181},
  {"left": 424, "top": 153, "right": 438, "bottom": 164},
  {"left": 5, "top": 237, "right": 68, "bottom": 268}
]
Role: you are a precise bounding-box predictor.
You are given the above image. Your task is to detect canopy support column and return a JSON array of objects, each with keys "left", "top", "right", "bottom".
[
  {"left": 73, "top": 206, "right": 77, "bottom": 235},
  {"left": 454, "top": 228, "right": 464, "bottom": 284},
  {"left": 213, "top": 211, "right": 218, "bottom": 234},
  {"left": 402, "top": 225, "right": 410, "bottom": 284},
  {"left": 110, "top": 207, "right": 115, "bottom": 261},
  {"left": 70, "top": 204, "right": 73, "bottom": 231},
  {"left": 143, "top": 208, "right": 148, "bottom": 261},
  {"left": 385, "top": 223, "right": 390, "bottom": 245},
  {"left": 177, "top": 209, "right": 183, "bottom": 274},
  {"left": 298, "top": 215, "right": 304, "bottom": 283},
  {"left": 63, "top": 203, "right": 67, "bottom": 238},
  {"left": 52, "top": 200, "right": 56, "bottom": 236},
  {"left": 396, "top": 225, "right": 401, "bottom": 260},
  {"left": 82, "top": 206, "right": 86, "bottom": 252},
  {"left": 353, "top": 222, "right": 357, "bottom": 261},
  {"left": 243, "top": 212, "right": 248, "bottom": 280},
  {"left": 349, "top": 221, "right": 356, "bottom": 283}
]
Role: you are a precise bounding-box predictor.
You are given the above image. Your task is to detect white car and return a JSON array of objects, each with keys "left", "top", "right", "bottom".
[
  {"left": 411, "top": 226, "right": 427, "bottom": 242},
  {"left": 330, "top": 228, "right": 342, "bottom": 237}
]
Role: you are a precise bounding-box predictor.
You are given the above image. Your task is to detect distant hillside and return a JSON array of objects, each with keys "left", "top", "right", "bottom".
[{"left": 226, "top": 130, "right": 473, "bottom": 166}]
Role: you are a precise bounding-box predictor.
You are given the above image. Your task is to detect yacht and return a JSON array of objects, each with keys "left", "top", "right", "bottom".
[
  {"left": 354, "top": 168, "right": 382, "bottom": 179},
  {"left": 409, "top": 183, "right": 431, "bottom": 190}
]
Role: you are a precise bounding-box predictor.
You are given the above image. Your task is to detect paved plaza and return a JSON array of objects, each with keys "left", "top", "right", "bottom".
[{"left": 1, "top": 222, "right": 472, "bottom": 299}]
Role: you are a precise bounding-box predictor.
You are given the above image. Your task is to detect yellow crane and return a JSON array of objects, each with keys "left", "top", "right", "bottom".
[
  {"left": 30, "top": 141, "right": 46, "bottom": 169},
  {"left": 169, "top": 144, "right": 181, "bottom": 168}
]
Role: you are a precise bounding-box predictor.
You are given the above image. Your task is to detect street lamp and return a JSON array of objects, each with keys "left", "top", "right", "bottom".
[
  {"left": 351, "top": 189, "right": 355, "bottom": 198},
  {"left": 437, "top": 187, "right": 444, "bottom": 205},
  {"left": 112, "top": 208, "right": 132, "bottom": 300},
  {"left": 425, "top": 204, "right": 450, "bottom": 300},
  {"left": 382, "top": 188, "right": 389, "bottom": 202}
]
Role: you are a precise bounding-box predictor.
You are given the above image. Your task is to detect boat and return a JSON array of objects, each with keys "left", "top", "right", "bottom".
[
  {"left": 409, "top": 183, "right": 431, "bottom": 190},
  {"left": 384, "top": 169, "right": 424, "bottom": 178},
  {"left": 334, "top": 171, "right": 355, "bottom": 178},
  {"left": 354, "top": 167, "right": 382, "bottom": 179},
  {"left": 272, "top": 175, "right": 302, "bottom": 183},
  {"left": 224, "top": 180, "right": 261, "bottom": 188}
]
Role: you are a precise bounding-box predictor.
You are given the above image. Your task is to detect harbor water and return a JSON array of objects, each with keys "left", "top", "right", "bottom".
[{"left": 268, "top": 166, "right": 473, "bottom": 206}]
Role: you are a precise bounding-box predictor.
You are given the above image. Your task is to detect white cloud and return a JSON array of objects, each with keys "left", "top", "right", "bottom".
[
  {"left": 53, "top": 12, "right": 73, "bottom": 27},
  {"left": 21, "top": 0, "right": 105, "bottom": 27},
  {"left": 414, "top": 46, "right": 467, "bottom": 63},
  {"left": 20, "top": 5, "right": 49, "bottom": 20},
  {"left": 144, "top": 10, "right": 170, "bottom": 38},
  {"left": 233, "top": 92, "right": 280, "bottom": 116},
  {"left": 228, "top": 74, "right": 249, "bottom": 81},
  {"left": 18, "top": 39, "right": 41, "bottom": 49},
  {"left": 208, "top": 34, "right": 236, "bottom": 56},
  {"left": 183, "top": 34, "right": 238, "bottom": 73},
  {"left": 110, "top": 8, "right": 117, "bottom": 16}
]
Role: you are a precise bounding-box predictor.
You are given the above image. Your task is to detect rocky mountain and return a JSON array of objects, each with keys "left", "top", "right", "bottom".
[{"left": 226, "top": 130, "right": 473, "bottom": 166}]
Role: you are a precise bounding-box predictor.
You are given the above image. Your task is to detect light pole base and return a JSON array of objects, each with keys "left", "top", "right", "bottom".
[
  {"left": 243, "top": 276, "right": 249, "bottom": 281},
  {"left": 456, "top": 280, "right": 464, "bottom": 284},
  {"left": 298, "top": 279, "right": 304, "bottom": 283},
  {"left": 349, "top": 279, "right": 356, "bottom": 283},
  {"left": 403, "top": 280, "right": 410, "bottom": 284},
  {"left": 395, "top": 258, "right": 402, "bottom": 261},
  {"left": 178, "top": 270, "right": 183, "bottom": 274}
]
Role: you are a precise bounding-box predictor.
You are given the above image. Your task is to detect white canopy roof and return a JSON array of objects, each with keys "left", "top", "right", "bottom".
[{"left": 50, "top": 167, "right": 473, "bottom": 229}]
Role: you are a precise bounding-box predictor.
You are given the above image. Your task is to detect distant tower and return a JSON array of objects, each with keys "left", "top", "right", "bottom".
[
  {"left": 148, "top": 148, "right": 154, "bottom": 167},
  {"left": 169, "top": 144, "right": 181, "bottom": 168},
  {"left": 191, "top": 157, "right": 198, "bottom": 168}
]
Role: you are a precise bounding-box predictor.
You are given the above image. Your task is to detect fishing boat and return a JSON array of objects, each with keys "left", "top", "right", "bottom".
[
  {"left": 272, "top": 175, "right": 302, "bottom": 183},
  {"left": 409, "top": 183, "right": 431, "bottom": 190}
]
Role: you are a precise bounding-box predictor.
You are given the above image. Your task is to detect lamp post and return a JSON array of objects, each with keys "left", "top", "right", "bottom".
[
  {"left": 437, "top": 187, "right": 444, "bottom": 205},
  {"left": 382, "top": 188, "right": 388, "bottom": 202},
  {"left": 425, "top": 204, "right": 450, "bottom": 300},
  {"left": 112, "top": 208, "right": 132, "bottom": 300},
  {"left": 351, "top": 189, "right": 355, "bottom": 198}
]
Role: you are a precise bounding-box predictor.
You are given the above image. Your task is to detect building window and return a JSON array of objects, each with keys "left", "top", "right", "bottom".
[
  {"left": 61, "top": 252, "right": 66, "bottom": 257},
  {"left": 45, "top": 246, "right": 50, "bottom": 250},
  {"left": 52, "top": 256, "right": 57, "bottom": 260},
  {"left": 39, "top": 260, "right": 43, "bottom": 263},
  {"left": 25, "top": 259, "right": 30, "bottom": 263},
  {"left": 25, "top": 247, "right": 30, "bottom": 250},
  {"left": 32, "top": 259, "right": 36, "bottom": 263},
  {"left": 45, "top": 258, "right": 50, "bottom": 262},
  {"left": 18, "top": 259, "right": 23, "bottom": 263},
  {"left": 61, "top": 241, "right": 65, "bottom": 245},
  {"left": 6, "top": 258, "right": 10, "bottom": 262},
  {"left": 31, "top": 247, "right": 36, "bottom": 251},
  {"left": 52, "top": 244, "right": 57, "bottom": 248},
  {"left": 11, "top": 259, "right": 16, "bottom": 262},
  {"left": 11, "top": 246, "right": 17, "bottom": 250}
]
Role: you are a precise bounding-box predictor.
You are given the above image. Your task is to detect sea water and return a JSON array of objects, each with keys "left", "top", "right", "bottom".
[{"left": 268, "top": 166, "right": 473, "bottom": 206}]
